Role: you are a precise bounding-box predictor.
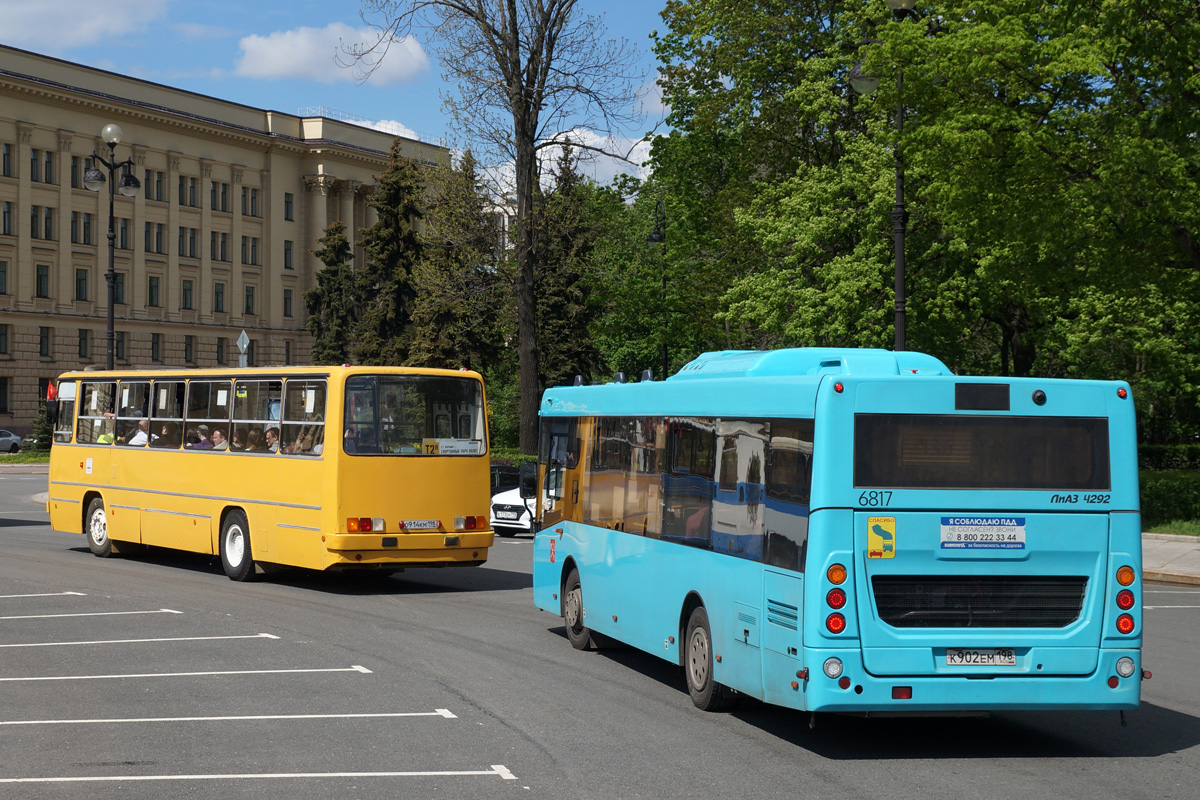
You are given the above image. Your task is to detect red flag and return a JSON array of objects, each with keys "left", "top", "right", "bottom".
[{"left": 46, "top": 382, "right": 57, "bottom": 401}]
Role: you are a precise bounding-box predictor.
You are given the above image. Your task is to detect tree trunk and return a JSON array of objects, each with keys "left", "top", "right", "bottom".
[{"left": 515, "top": 130, "right": 540, "bottom": 455}]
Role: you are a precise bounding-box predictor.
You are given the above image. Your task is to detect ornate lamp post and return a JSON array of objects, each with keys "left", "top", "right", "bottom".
[
  {"left": 852, "top": 0, "right": 917, "bottom": 351},
  {"left": 647, "top": 199, "right": 667, "bottom": 380},
  {"left": 83, "top": 123, "right": 140, "bottom": 369}
]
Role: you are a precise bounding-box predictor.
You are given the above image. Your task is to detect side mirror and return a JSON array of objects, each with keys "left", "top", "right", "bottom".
[
  {"left": 518, "top": 461, "right": 537, "bottom": 499},
  {"left": 45, "top": 400, "right": 59, "bottom": 426}
]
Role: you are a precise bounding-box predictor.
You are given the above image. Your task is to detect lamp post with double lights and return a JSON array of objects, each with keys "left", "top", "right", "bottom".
[
  {"left": 647, "top": 199, "right": 668, "bottom": 380},
  {"left": 83, "top": 123, "right": 141, "bottom": 370},
  {"left": 851, "top": 0, "right": 917, "bottom": 351}
]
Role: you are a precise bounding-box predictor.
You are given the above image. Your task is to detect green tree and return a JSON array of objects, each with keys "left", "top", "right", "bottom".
[
  {"left": 410, "top": 150, "right": 504, "bottom": 371},
  {"left": 304, "top": 220, "right": 357, "bottom": 366},
  {"left": 354, "top": 141, "right": 425, "bottom": 366},
  {"left": 29, "top": 403, "right": 53, "bottom": 450}
]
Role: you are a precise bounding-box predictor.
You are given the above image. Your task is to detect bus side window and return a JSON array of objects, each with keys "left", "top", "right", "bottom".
[
  {"left": 53, "top": 381, "right": 77, "bottom": 443},
  {"left": 77, "top": 381, "right": 116, "bottom": 445}
]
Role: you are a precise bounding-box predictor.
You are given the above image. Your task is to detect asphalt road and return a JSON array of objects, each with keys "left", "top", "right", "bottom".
[{"left": 2, "top": 473, "right": 1199, "bottom": 800}]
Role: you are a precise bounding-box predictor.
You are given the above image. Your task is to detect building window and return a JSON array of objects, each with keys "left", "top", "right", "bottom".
[
  {"left": 2, "top": 143, "right": 10, "bottom": 177},
  {"left": 211, "top": 180, "right": 218, "bottom": 210},
  {"left": 75, "top": 268, "right": 88, "bottom": 301},
  {"left": 216, "top": 336, "right": 227, "bottom": 364},
  {"left": 75, "top": 158, "right": 84, "bottom": 188},
  {"left": 241, "top": 186, "right": 247, "bottom": 215},
  {"left": 179, "top": 175, "right": 186, "bottom": 205},
  {"left": 144, "top": 221, "right": 153, "bottom": 252},
  {"left": 178, "top": 226, "right": 186, "bottom": 256},
  {"left": 83, "top": 213, "right": 93, "bottom": 245},
  {"left": 189, "top": 177, "right": 197, "bottom": 207},
  {"left": 119, "top": 218, "right": 129, "bottom": 249},
  {"left": 250, "top": 188, "right": 259, "bottom": 217},
  {"left": 184, "top": 335, "right": 195, "bottom": 363},
  {"left": 0, "top": 377, "right": 7, "bottom": 413},
  {"left": 44, "top": 207, "right": 53, "bottom": 240},
  {"left": 244, "top": 285, "right": 255, "bottom": 315},
  {"left": 151, "top": 333, "right": 161, "bottom": 361},
  {"left": 2, "top": 201, "right": 11, "bottom": 235},
  {"left": 0, "top": 323, "right": 8, "bottom": 353},
  {"left": 250, "top": 237, "right": 259, "bottom": 265},
  {"left": 245, "top": 339, "right": 256, "bottom": 366},
  {"left": 214, "top": 282, "right": 226, "bottom": 312},
  {"left": 39, "top": 326, "right": 52, "bottom": 357},
  {"left": 210, "top": 231, "right": 217, "bottom": 260},
  {"left": 115, "top": 330, "right": 126, "bottom": 360},
  {"left": 220, "top": 232, "right": 228, "bottom": 262},
  {"left": 188, "top": 228, "right": 197, "bottom": 258},
  {"left": 284, "top": 240, "right": 293, "bottom": 269},
  {"left": 283, "top": 289, "right": 293, "bottom": 318},
  {"left": 73, "top": 212, "right": 80, "bottom": 244},
  {"left": 284, "top": 192, "right": 294, "bottom": 220},
  {"left": 181, "top": 279, "right": 193, "bottom": 310},
  {"left": 0, "top": 260, "right": 6, "bottom": 293},
  {"left": 30, "top": 206, "right": 40, "bottom": 239},
  {"left": 78, "top": 328, "right": 89, "bottom": 359},
  {"left": 30, "top": 149, "right": 40, "bottom": 182},
  {"left": 36, "top": 264, "right": 50, "bottom": 298},
  {"left": 155, "top": 223, "right": 164, "bottom": 253},
  {"left": 114, "top": 272, "right": 125, "bottom": 304},
  {"left": 44, "top": 150, "right": 54, "bottom": 184},
  {"left": 284, "top": 340, "right": 292, "bottom": 365},
  {"left": 148, "top": 275, "right": 160, "bottom": 307},
  {"left": 241, "top": 235, "right": 248, "bottom": 264}
]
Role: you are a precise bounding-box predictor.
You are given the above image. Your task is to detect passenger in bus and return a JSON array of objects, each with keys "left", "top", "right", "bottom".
[
  {"left": 125, "top": 419, "right": 151, "bottom": 446},
  {"left": 191, "top": 425, "right": 213, "bottom": 450},
  {"left": 184, "top": 428, "right": 201, "bottom": 447},
  {"left": 264, "top": 427, "right": 280, "bottom": 453},
  {"left": 245, "top": 428, "right": 265, "bottom": 451},
  {"left": 211, "top": 428, "right": 229, "bottom": 451},
  {"left": 152, "top": 422, "right": 180, "bottom": 448},
  {"left": 230, "top": 430, "right": 246, "bottom": 451}
]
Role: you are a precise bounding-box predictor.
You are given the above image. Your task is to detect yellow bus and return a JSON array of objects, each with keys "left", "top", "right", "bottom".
[{"left": 47, "top": 366, "right": 494, "bottom": 581}]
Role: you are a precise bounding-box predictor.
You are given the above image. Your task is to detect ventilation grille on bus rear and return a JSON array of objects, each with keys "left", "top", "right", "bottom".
[{"left": 871, "top": 575, "right": 1088, "bottom": 628}]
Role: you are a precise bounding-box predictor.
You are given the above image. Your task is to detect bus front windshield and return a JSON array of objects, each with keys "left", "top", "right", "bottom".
[{"left": 343, "top": 374, "right": 486, "bottom": 456}]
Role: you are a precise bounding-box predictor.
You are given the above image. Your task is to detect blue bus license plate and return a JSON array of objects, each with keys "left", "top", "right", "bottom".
[{"left": 946, "top": 648, "right": 1016, "bottom": 666}]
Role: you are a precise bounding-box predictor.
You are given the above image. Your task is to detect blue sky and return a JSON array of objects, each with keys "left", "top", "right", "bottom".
[{"left": 0, "top": 0, "right": 669, "bottom": 182}]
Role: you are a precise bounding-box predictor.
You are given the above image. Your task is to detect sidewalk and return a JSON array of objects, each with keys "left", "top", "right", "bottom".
[{"left": 5, "top": 461, "right": 1198, "bottom": 585}]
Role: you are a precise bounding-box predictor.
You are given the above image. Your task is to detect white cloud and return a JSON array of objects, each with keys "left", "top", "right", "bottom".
[
  {"left": 173, "top": 22, "right": 237, "bottom": 41},
  {"left": 235, "top": 22, "right": 427, "bottom": 85},
  {"left": 543, "top": 128, "right": 653, "bottom": 185},
  {"left": 0, "top": 0, "right": 168, "bottom": 53},
  {"left": 362, "top": 118, "right": 421, "bottom": 142}
]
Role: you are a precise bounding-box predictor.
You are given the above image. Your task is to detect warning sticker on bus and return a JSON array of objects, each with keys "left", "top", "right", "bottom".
[{"left": 940, "top": 517, "right": 1026, "bottom": 549}]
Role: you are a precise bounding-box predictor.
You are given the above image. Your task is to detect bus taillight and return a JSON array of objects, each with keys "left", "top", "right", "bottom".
[
  {"left": 827, "top": 564, "right": 847, "bottom": 585},
  {"left": 1116, "top": 566, "right": 1135, "bottom": 586},
  {"left": 347, "top": 517, "right": 384, "bottom": 532},
  {"left": 1116, "top": 614, "right": 1136, "bottom": 634},
  {"left": 826, "top": 588, "right": 847, "bottom": 609},
  {"left": 454, "top": 515, "right": 489, "bottom": 531},
  {"left": 1116, "top": 590, "right": 1135, "bottom": 610},
  {"left": 826, "top": 613, "right": 846, "bottom": 634}
]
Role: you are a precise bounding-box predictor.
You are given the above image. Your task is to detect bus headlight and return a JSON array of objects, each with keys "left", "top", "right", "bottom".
[
  {"left": 823, "top": 658, "right": 843, "bottom": 679},
  {"left": 1116, "top": 657, "right": 1136, "bottom": 678}
]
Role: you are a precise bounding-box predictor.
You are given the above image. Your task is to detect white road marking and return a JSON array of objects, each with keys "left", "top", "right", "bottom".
[
  {"left": 1144, "top": 605, "right": 1200, "bottom": 609},
  {"left": 0, "top": 591, "right": 86, "bottom": 599},
  {"left": 0, "top": 709, "right": 458, "bottom": 726},
  {"left": 0, "top": 766, "right": 518, "bottom": 784},
  {"left": 0, "top": 632, "right": 279, "bottom": 649},
  {"left": 0, "top": 665, "right": 373, "bottom": 683},
  {"left": 0, "top": 608, "right": 181, "bottom": 621}
]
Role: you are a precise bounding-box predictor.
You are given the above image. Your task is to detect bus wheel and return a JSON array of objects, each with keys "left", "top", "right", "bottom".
[
  {"left": 562, "top": 569, "right": 593, "bottom": 650},
  {"left": 220, "top": 510, "right": 256, "bottom": 582},
  {"left": 685, "top": 606, "right": 735, "bottom": 712},
  {"left": 85, "top": 497, "right": 113, "bottom": 558}
]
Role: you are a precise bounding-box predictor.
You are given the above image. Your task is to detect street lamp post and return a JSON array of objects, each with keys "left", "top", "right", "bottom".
[
  {"left": 83, "top": 124, "right": 140, "bottom": 370},
  {"left": 647, "top": 200, "right": 667, "bottom": 380},
  {"left": 851, "top": 0, "right": 916, "bottom": 352}
]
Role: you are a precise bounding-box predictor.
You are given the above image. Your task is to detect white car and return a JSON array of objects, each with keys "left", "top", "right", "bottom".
[{"left": 489, "top": 486, "right": 534, "bottom": 537}]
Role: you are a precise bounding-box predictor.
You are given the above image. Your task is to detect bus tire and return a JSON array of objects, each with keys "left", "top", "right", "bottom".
[
  {"left": 220, "top": 510, "right": 256, "bottom": 582},
  {"left": 562, "top": 568, "right": 593, "bottom": 650},
  {"left": 85, "top": 496, "right": 113, "bottom": 558},
  {"left": 685, "top": 606, "right": 735, "bottom": 712}
]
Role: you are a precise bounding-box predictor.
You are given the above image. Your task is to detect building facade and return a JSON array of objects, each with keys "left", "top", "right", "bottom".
[{"left": 0, "top": 45, "right": 447, "bottom": 434}]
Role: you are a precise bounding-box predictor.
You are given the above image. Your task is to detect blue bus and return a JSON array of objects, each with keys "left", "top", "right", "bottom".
[{"left": 528, "top": 348, "right": 1143, "bottom": 714}]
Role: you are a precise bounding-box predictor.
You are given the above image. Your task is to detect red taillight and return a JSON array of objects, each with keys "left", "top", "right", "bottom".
[
  {"left": 464, "top": 516, "right": 477, "bottom": 530},
  {"left": 1116, "top": 590, "right": 1135, "bottom": 610},
  {"left": 1108, "top": 676, "right": 1120, "bottom": 688},
  {"left": 892, "top": 686, "right": 912, "bottom": 700},
  {"left": 826, "top": 588, "right": 847, "bottom": 609},
  {"left": 838, "top": 676, "right": 851, "bottom": 690},
  {"left": 1116, "top": 614, "right": 1136, "bottom": 634},
  {"left": 1117, "top": 387, "right": 1128, "bottom": 399},
  {"left": 826, "top": 613, "right": 846, "bottom": 634},
  {"left": 834, "top": 382, "right": 844, "bottom": 393}
]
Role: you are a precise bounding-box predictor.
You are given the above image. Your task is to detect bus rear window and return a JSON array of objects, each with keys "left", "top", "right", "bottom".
[
  {"left": 344, "top": 374, "right": 485, "bottom": 456},
  {"left": 854, "top": 414, "right": 1110, "bottom": 490}
]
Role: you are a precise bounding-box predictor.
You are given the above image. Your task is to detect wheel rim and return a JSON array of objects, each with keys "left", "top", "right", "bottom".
[
  {"left": 564, "top": 586, "right": 583, "bottom": 632},
  {"left": 89, "top": 507, "right": 108, "bottom": 548},
  {"left": 225, "top": 524, "right": 245, "bottom": 567},
  {"left": 688, "top": 625, "right": 710, "bottom": 689}
]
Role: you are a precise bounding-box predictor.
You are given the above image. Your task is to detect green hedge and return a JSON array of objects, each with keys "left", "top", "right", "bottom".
[
  {"left": 1140, "top": 470, "right": 1200, "bottom": 528},
  {"left": 1139, "top": 445, "right": 1200, "bottom": 470}
]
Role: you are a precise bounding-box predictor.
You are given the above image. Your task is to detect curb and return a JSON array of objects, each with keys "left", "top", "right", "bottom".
[
  {"left": 1143, "top": 569, "right": 1200, "bottom": 587},
  {"left": 1143, "top": 533, "right": 1200, "bottom": 543}
]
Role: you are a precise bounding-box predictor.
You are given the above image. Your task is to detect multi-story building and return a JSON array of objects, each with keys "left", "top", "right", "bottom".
[{"left": 0, "top": 44, "right": 447, "bottom": 434}]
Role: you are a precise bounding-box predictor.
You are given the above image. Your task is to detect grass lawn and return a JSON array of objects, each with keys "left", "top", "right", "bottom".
[{"left": 0, "top": 450, "right": 50, "bottom": 465}]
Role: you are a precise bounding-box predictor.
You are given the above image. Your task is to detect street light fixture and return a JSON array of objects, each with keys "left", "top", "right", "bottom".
[
  {"left": 84, "top": 123, "right": 141, "bottom": 369},
  {"left": 647, "top": 200, "right": 667, "bottom": 380},
  {"left": 851, "top": 1, "right": 916, "bottom": 351}
]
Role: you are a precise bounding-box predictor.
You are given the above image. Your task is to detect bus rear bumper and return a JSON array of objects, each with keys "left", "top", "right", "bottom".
[
  {"left": 800, "top": 648, "right": 1142, "bottom": 712},
  {"left": 321, "top": 531, "right": 494, "bottom": 569}
]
